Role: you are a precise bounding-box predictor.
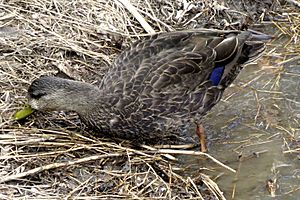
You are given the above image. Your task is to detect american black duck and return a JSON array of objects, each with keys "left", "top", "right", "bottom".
[{"left": 26, "top": 29, "right": 271, "bottom": 151}]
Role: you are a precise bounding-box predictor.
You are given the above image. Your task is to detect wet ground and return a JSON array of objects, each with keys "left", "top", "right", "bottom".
[{"left": 180, "top": 26, "right": 300, "bottom": 199}]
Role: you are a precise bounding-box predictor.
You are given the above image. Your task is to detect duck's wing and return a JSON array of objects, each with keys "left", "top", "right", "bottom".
[
  {"left": 102, "top": 30, "right": 240, "bottom": 94},
  {"left": 101, "top": 30, "right": 266, "bottom": 120}
]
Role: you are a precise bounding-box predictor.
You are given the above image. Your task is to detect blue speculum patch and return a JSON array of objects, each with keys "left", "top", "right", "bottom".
[{"left": 209, "top": 65, "right": 225, "bottom": 86}]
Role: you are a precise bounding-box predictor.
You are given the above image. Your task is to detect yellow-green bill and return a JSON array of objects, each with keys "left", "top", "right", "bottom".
[{"left": 14, "top": 105, "right": 35, "bottom": 120}]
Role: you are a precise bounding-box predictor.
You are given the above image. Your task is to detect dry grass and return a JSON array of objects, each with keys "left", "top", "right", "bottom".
[
  {"left": 0, "top": 0, "right": 298, "bottom": 199},
  {"left": 270, "top": 3, "right": 300, "bottom": 155},
  {"left": 0, "top": 127, "right": 228, "bottom": 199}
]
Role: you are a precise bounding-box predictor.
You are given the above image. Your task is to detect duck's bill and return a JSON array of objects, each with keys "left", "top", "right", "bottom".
[{"left": 14, "top": 104, "right": 35, "bottom": 120}]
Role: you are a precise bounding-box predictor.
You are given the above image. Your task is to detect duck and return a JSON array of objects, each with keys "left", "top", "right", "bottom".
[{"left": 27, "top": 29, "right": 271, "bottom": 151}]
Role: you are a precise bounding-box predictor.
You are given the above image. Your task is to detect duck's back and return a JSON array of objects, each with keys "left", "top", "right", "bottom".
[{"left": 96, "top": 29, "right": 266, "bottom": 139}]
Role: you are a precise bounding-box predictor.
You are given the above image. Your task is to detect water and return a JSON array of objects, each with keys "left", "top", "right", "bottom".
[{"left": 180, "top": 29, "right": 300, "bottom": 199}]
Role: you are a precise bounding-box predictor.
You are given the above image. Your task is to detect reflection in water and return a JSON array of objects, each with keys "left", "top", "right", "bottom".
[{"left": 179, "top": 28, "right": 300, "bottom": 199}]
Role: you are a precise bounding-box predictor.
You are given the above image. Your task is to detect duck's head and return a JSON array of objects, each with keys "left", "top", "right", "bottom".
[
  {"left": 27, "top": 76, "right": 71, "bottom": 111},
  {"left": 27, "top": 76, "right": 98, "bottom": 112}
]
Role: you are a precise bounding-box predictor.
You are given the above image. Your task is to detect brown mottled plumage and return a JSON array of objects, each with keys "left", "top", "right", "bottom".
[{"left": 27, "top": 29, "right": 269, "bottom": 144}]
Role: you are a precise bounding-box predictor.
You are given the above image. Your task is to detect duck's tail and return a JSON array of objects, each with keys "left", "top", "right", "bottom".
[
  {"left": 238, "top": 30, "right": 273, "bottom": 64},
  {"left": 248, "top": 29, "right": 274, "bottom": 41}
]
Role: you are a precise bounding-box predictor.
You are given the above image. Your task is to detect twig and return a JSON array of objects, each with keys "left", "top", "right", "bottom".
[
  {"left": 116, "top": 0, "right": 155, "bottom": 34},
  {"left": 0, "top": 153, "right": 128, "bottom": 183},
  {"left": 285, "top": 0, "right": 300, "bottom": 8},
  {"left": 201, "top": 173, "right": 227, "bottom": 200},
  {"left": 155, "top": 149, "right": 236, "bottom": 173},
  {"left": 187, "top": 177, "right": 204, "bottom": 200},
  {"left": 140, "top": 144, "right": 177, "bottom": 160}
]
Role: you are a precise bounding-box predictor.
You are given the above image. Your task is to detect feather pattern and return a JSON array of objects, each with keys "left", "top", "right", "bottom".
[
  {"left": 84, "top": 29, "right": 268, "bottom": 142},
  {"left": 28, "top": 29, "right": 270, "bottom": 144}
]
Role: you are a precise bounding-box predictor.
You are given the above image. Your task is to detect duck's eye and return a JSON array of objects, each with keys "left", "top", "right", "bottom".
[{"left": 29, "top": 90, "right": 47, "bottom": 99}]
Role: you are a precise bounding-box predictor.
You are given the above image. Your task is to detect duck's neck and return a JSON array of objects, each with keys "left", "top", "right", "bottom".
[{"left": 58, "top": 80, "right": 105, "bottom": 114}]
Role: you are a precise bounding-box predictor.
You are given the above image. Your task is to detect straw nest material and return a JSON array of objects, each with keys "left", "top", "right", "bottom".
[{"left": 0, "top": 0, "right": 299, "bottom": 199}]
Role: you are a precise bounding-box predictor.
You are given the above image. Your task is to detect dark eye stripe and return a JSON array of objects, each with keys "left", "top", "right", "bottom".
[{"left": 29, "top": 91, "right": 47, "bottom": 99}]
